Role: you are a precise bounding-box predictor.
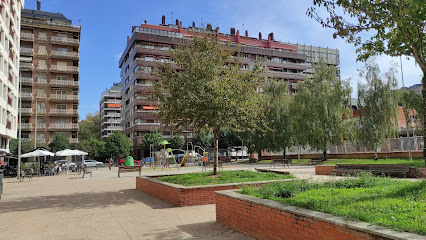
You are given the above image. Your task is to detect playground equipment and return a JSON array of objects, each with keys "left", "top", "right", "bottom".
[{"left": 179, "top": 142, "right": 198, "bottom": 167}]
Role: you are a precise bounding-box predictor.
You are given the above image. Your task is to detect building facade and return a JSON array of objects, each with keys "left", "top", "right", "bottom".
[
  {"left": 295, "top": 44, "right": 340, "bottom": 77},
  {"left": 19, "top": 3, "right": 80, "bottom": 146},
  {"left": 100, "top": 83, "right": 122, "bottom": 139},
  {"left": 119, "top": 17, "right": 307, "bottom": 158},
  {"left": 0, "top": 0, "right": 24, "bottom": 151}
]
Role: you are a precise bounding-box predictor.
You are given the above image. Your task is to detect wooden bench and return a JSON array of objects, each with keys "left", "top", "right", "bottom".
[
  {"left": 118, "top": 165, "right": 142, "bottom": 178},
  {"left": 248, "top": 158, "right": 258, "bottom": 164},
  {"left": 309, "top": 158, "right": 324, "bottom": 165},
  {"left": 255, "top": 168, "right": 290, "bottom": 175},
  {"left": 202, "top": 160, "right": 223, "bottom": 171},
  {"left": 332, "top": 164, "right": 410, "bottom": 178},
  {"left": 270, "top": 159, "right": 291, "bottom": 168}
]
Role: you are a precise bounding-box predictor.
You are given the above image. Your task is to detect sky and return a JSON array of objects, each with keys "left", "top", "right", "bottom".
[{"left": 23, "top": 0, "right": 423, "bottom": 119}]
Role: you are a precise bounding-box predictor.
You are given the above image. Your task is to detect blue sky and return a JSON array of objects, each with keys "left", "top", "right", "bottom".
[{"left": 24, "top": 0, "right": 423, "bottom": 119}]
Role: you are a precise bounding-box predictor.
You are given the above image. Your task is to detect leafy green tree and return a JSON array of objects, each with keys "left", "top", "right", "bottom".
[
  {"left": 169, "top": 134, "right": 185, "bottom": 149},
  {"left": 78, "top": 137, "right": 106, "bottom": 160},
  {"left": 153, "top": 36, "right": 264, "bottom": 174},
  {"left": 218, "top": 129, "right": 242, "bottom": 149},
  {"left": 78, "top": 112, "right": 101, "bottom": 141},
  {"left": 9, "top": 139, "right": 35, "bottom": 155},
  {"left": 193, "top": 132, "right": 212, "bottom": 149},
  {"left": 307, "top": 0, "right": 425, "bottom": 161},
  {"left": 291, "top": 62, "right": 352, "bottom": 160},
  {"left": 49, "top": 134, "right": 71, "bottom": 152},
  {"left": 400, "top": 89, "right": 423, "bottom": 126},
  {"left": 142, "top": 129, "right": 164, "bottom": 151},
  {"left": 356, "top": 61, "right": 399, "bottom": 158},
  {"left": 104, "top": 131, "right": 133, "bottom": 160}
]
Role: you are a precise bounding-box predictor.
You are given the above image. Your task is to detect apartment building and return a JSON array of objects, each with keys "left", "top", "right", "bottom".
[
  {"left": 0, "top": 0, "right": 24, "bottom": 151},
  {"left": 100, "top": 83, "right": 122, "bottom": 139},
  {"left": 119, "top": 17, "right": 307, "bottom": 158},
  {"left": 19, "top": 2, "right": 80, "bottom": 146},
  {"left": 295, "top": 44, "right": 340, "bottom": 77}
]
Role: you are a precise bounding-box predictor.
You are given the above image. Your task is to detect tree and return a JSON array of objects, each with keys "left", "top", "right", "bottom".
[
  {"left": 291, "top": 62, "right": 352, "bottom": 160},
  {"left": 218, "top": 128, "right": 242, "bottom": 149},
  {"left": 142, "top": 129, "right": 164, "bottom": 151},
  {"left": 193, "top": 132, "right": 212, "bottom": 149},
  {"left": 49, "top": 134, "right": 71, "bottom": 152},
  {"left": 356, "top": 61, "right": 399, "bottom": 157},
  {"left": 104, "top": 131, "right": 133, "bottom": 160},
  {"left": 78, "top": 137, "right": 105, "bottom": 160},
  {"left": 169, "top": 134, "right": 185, "bottom": 149},
  {"left": 78, "top": 112, "right": 101, "bottom": 141},
  {"left": 153, "top": 36, "right": 264, "bottom": 174},
  {"left": 9, "top": 139, "right": 35, "bottom": 155},
  {"left": 307, "top": 0, "right": 425, "bottom": 161}
]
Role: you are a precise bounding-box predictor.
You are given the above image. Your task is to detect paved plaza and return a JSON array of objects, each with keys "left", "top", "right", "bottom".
[{"left": 0, "top": 164, "right": 341, "bottom": 240}]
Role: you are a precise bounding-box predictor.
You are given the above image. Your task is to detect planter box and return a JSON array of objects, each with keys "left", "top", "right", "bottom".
[
  {"left": 216, "top": 190, "right": 424, "bottom": 240},
  {"left": 315, "top": 165, "right": 424, "bottom": 178},
  {"left": 136, "top": 176, "right": 292, "bottom": 207}
]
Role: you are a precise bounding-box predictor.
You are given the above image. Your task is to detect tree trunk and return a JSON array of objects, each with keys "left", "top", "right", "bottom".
[
  {"left": 323, "top": 150, "right": 327, "bottom": 161},
  {"left": 283, "top": 147, "right": 286, "bottom": 159},
  {"left": 423, "top": 74, "right": 426, "bottom": 167},
  {"left": 213, "top": 129, "right": 219, "bottom": 175},
  {"left": 258, "top": 149, "right": 262, "bottom": 161},
  {"left": 403, "top": 107, "right": 412, "bottom": 160}
]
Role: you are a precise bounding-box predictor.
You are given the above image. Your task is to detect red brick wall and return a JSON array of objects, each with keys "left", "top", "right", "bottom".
[
  {"left": 216, "top": 192, "right": 400, "bottom": 240},
  {"left": 136, "top": 177, "right": 268, "bottom": 207},
  {"left": 418, "top": 168, "right": 426, "bottom": 178},
  {"left": 315, "top": 165, "right": 336, "bottom": 175}
]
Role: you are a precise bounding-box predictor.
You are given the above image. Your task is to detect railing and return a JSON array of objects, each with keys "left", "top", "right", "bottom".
[
  {"left": 20, "top": 92, "right": 32, "bottom": 99},
  {"left": 135, "top": 122, "right": 160, "bottom": 126},
  {"left": 37, "top": 65, "right": 48, "bottom": 71},
  {"left": 49, "top": 79, "right": 79, "bottom": 87},
  {"left": 20, "top": 77, "right": 33, "bottom": 84},
  {"left": 38, "top": 36, "right": 48, "bottom": 41},
  {"left": 36, "top": 123, "right": 46, "bottom": 129},
  {"left": 50, "top": 65, "right": 79, "bottom": 73},
  {"left": 37, "top": 50, "right": 47, "bottom": 56},
  {"left": 105, "top": 113, "right": 121, "bottom": 117},
  {"left": 36, "top": 94, "right": 46, "bottom": 99},
  {"left": 36, "top": 78, "right": 47, "bottom": 84},
  {"left": 51, "top": 36, "right": 80, "bottom": 45},
  {"left": 105, "top": 126, "right": 122, "bottom": 130},
  {"left": 21, "top": 123, "right": 32, "bottom": 129},
  {"left": 21, "top": 18, "right": 81, "bottom": 29},
  {"left": 49, "top": 94, "right": 79, "bottom": 101},
  {"left": 50, "top": 50, "right": 79, "bottom": 58},
  {"left": 20, "top": 32, "right": 34, "bottom": 40},
  {"left": 103, "top": 92, "right": 121, "bottom": 98},
  {"left": 20, "top": 108, "right": 32, "bottom": 114},
  {"left": 104, "top": 119, "right": 121, "bottom": 123},
  {"left": 20, "top": 62, "right": 33, "bottom": 69},
  {"left": 48, "top": 123, "right": 78, "bottom": 129},
  {"left": 20, "top": 47, "right": 33, "bottom": 55},
  {"left": 70, "top": 138, "right": 79, "bottom": 144},
  {"left": 49, "top": 109, "right": 78, "bottom": 115}
]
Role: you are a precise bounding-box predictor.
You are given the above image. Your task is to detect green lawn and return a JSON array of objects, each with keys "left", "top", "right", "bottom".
[
  {"left": 157, "top": 170, "right": 295, "bottom": 186},
  {"left": 323, "top": 158, "right": 425, "bottom": 168},
  {"left": 240, "top": 174, "right": 426, "bottom": 235}
]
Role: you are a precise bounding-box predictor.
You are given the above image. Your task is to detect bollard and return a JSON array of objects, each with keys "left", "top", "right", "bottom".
[{"left": 0, "top": 168, "right": 4, "bottom": 198}]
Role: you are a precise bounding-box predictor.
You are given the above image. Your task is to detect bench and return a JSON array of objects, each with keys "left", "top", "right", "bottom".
[
  {"left": 220, "top": 156, "right": 231, "bottom": 164},
  {"left": 202, "top": 160, "right": 223, "bottom": 171},
  {"left": 81, "top": 168, "right": 92, "bottom": 178},
  {"left": 270, "top": 159, "right": 291, "bottom": 168},
  {"left": 118, "top": 165, "right": 142, "bottom": 178},
  {"left": 332, "top": 164, "right": 410, "bottom": 178},
  {"left": 309, "top": 158, "right": 324, "bottom": 165},
  {"left": 248, "top": 158, "right": 258, "bottom": 164},
  {"left": 255, "top": 168, "right": 290, "bottom": 175}
]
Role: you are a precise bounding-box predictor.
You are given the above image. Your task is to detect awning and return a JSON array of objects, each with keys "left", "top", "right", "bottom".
[{"left": 142, "top": 106, "right": 156, "bottom": 110}]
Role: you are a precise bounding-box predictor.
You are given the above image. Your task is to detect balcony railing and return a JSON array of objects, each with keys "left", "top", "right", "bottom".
[
  {"left": 37, "top": 50, "right": 47, "bottom": 56},
  {"left": 36, "top": 123, "right": 46, "bottom": 129},
  {"left": 20, "top": 62, "right": 33, "bottom": 70},
  {"left": 50, "top": 50, "right": 79, "bottom": 59},
  {"left": 20, "top": 108, "right": 32, "bottom": 114},
  {"left": 21, "top": 18, "right": 81, "bottom": 29},
  {"left": 49, "top": 109, "right": 78, "bottom": 115},
  {"left": 105, "top": 126, "right": 122, "bottom": 131},
  {"left": 51, "top": 36, "right": 80, "bottom": 45},
  {"left": 48, "top": 123, "right": 78, "bottom": 129},
  {"left": 20, "top": 47, "right": 33, "bottom": 55},
  {"left": 49, "top": 79, "right": 79, "bottom": 87},
  {"left": 21, "top": 123, "right": 32, "bottom": 129},
  {"left": 70, "top": 138, "right": 79, "bottom": 144},
  {"left": 20, "top": 92, "right": 32, "bottom": 99},
  {"left": 49, "top": 94, "right": 79, "bottom": 101},
  {"left": 37, "top": 65, "right": 48, "bottom": 71},
  {"left": 50, "top": 65, "right": 79, "bottom": 73},
  {"left": 20, "top": 32, "right": 34, "bottom": 40},
  {"left": 20, "top": 77, "right": 33, "bottom": 84},
  {"left": 38, "top": 36, "right": 48, "bottom": 41},
  {"left": 36, "top": 93, "right": 46, "bottom": 99},
  {"left": 36, "top": 78, "right": 47, "bottom": 85}
]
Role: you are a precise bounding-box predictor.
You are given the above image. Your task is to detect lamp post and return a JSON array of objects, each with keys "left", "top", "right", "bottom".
[
  {"left": 17, "top": 71, "right": 22, "bottom": 180},
  {"left": 400, "top": 56, "right": 412, "bottom": 160}
]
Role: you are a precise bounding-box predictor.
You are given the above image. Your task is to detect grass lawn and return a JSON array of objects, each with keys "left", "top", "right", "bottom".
[
  {"left": 156, "top": 170, "right": 295, "bottom": 186},
  {"left": 323, "top": 158, "right": 425, "bottom": 168},
  {"left": 241, "top": 174, "right": 426, "bottom": 235}
]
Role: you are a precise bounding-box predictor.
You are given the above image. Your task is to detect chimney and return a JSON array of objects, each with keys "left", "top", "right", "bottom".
[
  {"left": 176, "top": 19, "right": 179, "bottom": 25},
  {"left": 161, "top": 15, "right": 165, "bottom": 25},
  {"left": 127, "top": 36, "right": 129, "bottom": 43},
  {"left": 230, "top": 28, "right": 235, "bottom": 35},
  {"left": 245, "top": 30, "right": 248, "bottom": 37},
  {"left": 37, "top": 1, "right": 41, "bottom": 10},
  {"left": 259, "top": 32, "right": 262, "bottom": 40},
  {"left": 144, "top": 20, "right": 147, "bottom": 24},
  {"left": 192, "top": 21, "right": 195, "bottom": 28},
  {"left": 269, "top": 33, "right": 274, "bottom": 41}
]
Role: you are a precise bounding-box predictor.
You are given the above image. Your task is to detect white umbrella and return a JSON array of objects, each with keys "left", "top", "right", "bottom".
[
  {"left": 21, "top": 149, "right": 54, "bottom": 158},
  {"left": 72, "top": 150, "right": 88, "bottom": 156},
  {"left": 55, "top": 149, "right": 88, "bottom": 156}
]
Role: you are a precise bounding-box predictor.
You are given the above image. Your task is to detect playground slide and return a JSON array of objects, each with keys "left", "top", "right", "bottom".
[{"left": 179, "top": 155, "right": 187, "bottom": 167}]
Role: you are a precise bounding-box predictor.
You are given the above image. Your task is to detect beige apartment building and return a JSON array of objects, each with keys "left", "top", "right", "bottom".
[
  {"left": 295, "top": 44, "right": 340, "bottom": 77},
  {"left": 100, "top": 83, "right": 122, "bottom": 139},
  {"left": 0, "top": 0, "right": 24, "bottom": 151},
  {"left": 19, "top": 3, "right": 80, "bottom": 146}
]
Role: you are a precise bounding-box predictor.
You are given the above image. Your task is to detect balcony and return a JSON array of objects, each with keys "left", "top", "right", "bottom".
[
  {"left": 37, "top": 64, "right": 48, "bottom": 71},
  {"left": 20, "top": 108, "right": 32, "bottom": 115},
  {"left": 49, "top": 94, "right": 79, "bottom": 102},
  {"left": 7, "top": 96, "right": 12, "bottom": 106},
  {"left": 51, "top": 36, "right": 79, "bottom": 46},
  {"left": 48, "top": 123, "right": 78, "bottom": 130},
  {"left": 105, "top": 126, "right": 122, "bottom": 131},
  {"left": 38, "top": 36, "right": 48, "bottom": 41},
  {"left": 21, "top": 123, "right": 32, "bottom": 129},
  {"left": 20, "top": 77, "right": 33, "bottom": 84},
  {"left": 20, "top": 33, "right": 34, "bottom": 41},
  {"left": 50, "top": 50, "right": 79, "bottom": 59},
  {"left": 37, "top": 49, "right": 47, "bottom": 56},
  {"left": 50, "top": 65, "right": 79, "bottom": 73},
  {"left": 36, "top": 78, "right": 47, "bottom": 85},
  {"left": 20, "top": 92, "right": 32, "bottom": 99},
  {"left": 35, "top": 123, "right": 46, "bottom": 129},
  {"left": 6, "top": 120, "right": 11, "bottom": 129},
  {"left": 20, "top": 62, "right": 33, "bottom": 70},
  {"left": 49, "top": 109, "right": 78, "bottom": 116},
  {"left": 49, "top": 79, "right": 79, "bottom": 87},
  {"left": 20, "top": 47, "right": 33, "bottom": 55},
  {"left": 36, "top": 93, "right": 46, "bottom": 100},
  {"left": 70, "top": 138, "right": 79, "bottom": 144},
  {"left": 21, "top": 18, "right": 81, "bottom": 30}
]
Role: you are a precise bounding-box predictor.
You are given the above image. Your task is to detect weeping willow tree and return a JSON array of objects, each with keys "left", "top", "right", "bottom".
[{"left": 356, "top": 61, "right": 399, "bottom": 158}]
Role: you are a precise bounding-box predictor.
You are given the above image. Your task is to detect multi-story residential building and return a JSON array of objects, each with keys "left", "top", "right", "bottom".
[
  {"left": 19, "top": 3, "right": 80, "bottom": 146},
  {"left": 119, "top": 17, "right": 307, "bottom": 158},
  {"left": 295, "top": 44, "right": 340, "bottom": 77},
  {"left": 100, "top": 83, "right": 122, "bottom": 139},
  {"left": 0, "top": 0, "right": 24, "bottom": 151}
]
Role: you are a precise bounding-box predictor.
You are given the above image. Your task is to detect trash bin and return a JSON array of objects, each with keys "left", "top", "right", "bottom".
[
  {"left": 0, "top": 168, "right": 4, "bottom": 197},
  {"left": 124, "top": 156, "right": 134, "bottom": 166}
]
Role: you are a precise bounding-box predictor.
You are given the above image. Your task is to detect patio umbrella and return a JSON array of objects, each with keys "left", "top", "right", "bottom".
[
  {"left": 55, "top": 149, "right": 88, "bottom": 167},
  {"left": 21, "top": 149, "right": 54, "bottom": 174}
]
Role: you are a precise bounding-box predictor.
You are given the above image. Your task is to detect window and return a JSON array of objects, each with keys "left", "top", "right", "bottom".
[
  {"left": 37, "top": 102, "right": 45, "bottom": 111},
  {"left": 56, "top": 104, "right": 66, "bottom": 109},
  {"left": 58, "top": 48, "right": 68, "bottom": 52},
  {"left": 57, "top": 90, "right": 67, "bottom": 95},
  {"left": 56, "top": 119, "right": 66, "bottom": 124},
  {"left": 56, "top": 76, "right": 67, "bottom": 80}
]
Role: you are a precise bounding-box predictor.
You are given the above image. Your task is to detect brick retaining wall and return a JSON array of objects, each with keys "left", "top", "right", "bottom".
[
  {"left": 216, "top": 190, "right": 423, "bottom": 240},
  {"left": 136, "top": 176, "right": 291, "bottom": 207},
  {"left": 315, "top": 165, "right": 336, "bottom": 175}
]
